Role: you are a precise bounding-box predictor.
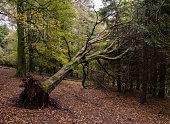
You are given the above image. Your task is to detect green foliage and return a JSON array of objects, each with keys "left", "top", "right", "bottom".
[
  {"left": 142, "top": 0, "right": 170, "bottom": 47},
  {"left": 0, "top": 24, "right": 9, "bottom": 46},
  {"left": 0, "top": 30, "right": 17, "bottom": 66}
]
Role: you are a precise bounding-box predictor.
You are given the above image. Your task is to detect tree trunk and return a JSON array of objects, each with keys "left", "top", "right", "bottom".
[
  {"left": 117, "top": 62, "right": 121, "bottom": 92},
  {"left": 42, "top": 64, "right": 73, "bottom": 93},
  {"left": 27, "top": 29, "right": 34, "bottom": 72},
  {"left": 135, "top": 55, "right": 140, "bottom": 90},
  {"left": 140, "top": 0, "right": 150, "bottom": 104},
  {"left": 20, "top": 55, "right": 83, "bottom": 107},
  {"left": 28, "top": 44, "right": 34, "bottom": 72},
  {"left": 129, "top": 62, "right": 134, "bottom": 93},
  {"left": 136, "top": 65, "right": 140, "bottom": 90},
  {"left": 140, "top": 42, "right": 148, "bottom": 104},
  {"left": 152, "top": 48, "right": 158, "bottom": 97},
  {"left": 157, "top": 54, "right": 166, "bottom": 98},
  {"left": 15, "top": 0, "right": 26, "bottom": 77},
  {"left": 152, "top": 67, "right": 158, "bottom": 97}
]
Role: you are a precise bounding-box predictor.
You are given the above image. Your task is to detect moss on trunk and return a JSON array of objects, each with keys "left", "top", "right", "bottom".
[{"left": 14, "top": 0, "right": 26, "bottom": 77}]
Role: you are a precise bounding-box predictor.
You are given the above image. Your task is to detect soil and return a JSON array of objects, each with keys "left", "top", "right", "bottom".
[{"left": 0, "top": 67, "right": 169, "bottom": 123}]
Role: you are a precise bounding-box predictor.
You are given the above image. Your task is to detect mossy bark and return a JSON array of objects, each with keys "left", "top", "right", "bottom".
[
  {"left": 15, "top": 0, "right": 26, "bottom": 77},
  {"left": 41, "top": 58, "right": 82, "bottom": 93},
  {"left": 20, "top": 57, "right": 82, "bottom": 108}
]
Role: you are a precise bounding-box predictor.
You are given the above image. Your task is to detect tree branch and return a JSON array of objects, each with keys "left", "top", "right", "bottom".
[
  {"left": 97, "top": 59, "right": 113, "bottom": 77},
  {"left": 98, "top": 48, "right": 129, "bottom": 61},
  {"left": 62, "top": 36, "right": 72, "bottom": 62}
]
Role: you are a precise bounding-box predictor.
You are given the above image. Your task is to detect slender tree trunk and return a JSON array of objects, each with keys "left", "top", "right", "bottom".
[
  {"left": 129, "top": 62, "right": 133, "bottom": 93},
  {"left": 135, "top": 52, "right": 140, "bottom": 90},
  {"left": 117, "top": 51, "right": 121, "bottom": 92},
  {"left": 136, "top": 63, "right": 140, "bottom": 90},
  {"left": 15, "top": 0, "right": 26, "bottom": 77},
  {"left": 136, "top": 78, "right": 140, "bottom": 90},
  {"left": 158, "top": 53, "right": 166, "bottom": 98},
  {"left": 28, "top": 29, "right": 34, "bottom": 72},
  {"left": 140, "top": 42, "right": 148, "bottom": 104},
  {"left": 152, "top": 48, "right": 158, "bottom": 97},
  {"left": 28, "top": 44, "right": 34, "bottom": 72},
  {"left": 152, "top": 67, "right": 158, "bottom": 97},
  {"left": 140, "top": 0, "right": 150, "bottom": 104}
]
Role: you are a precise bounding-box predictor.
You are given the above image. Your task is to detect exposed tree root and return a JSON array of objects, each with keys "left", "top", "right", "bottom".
[{"left": 19, "top": 74, "right": 49, "bottom": 109}]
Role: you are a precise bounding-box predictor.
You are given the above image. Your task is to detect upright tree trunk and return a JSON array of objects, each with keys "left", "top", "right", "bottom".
[
  {"left": 28, "top": 43, "right": 34, "bottom": 72},
  {"left": 117, "top": 56, "right": 121, "bottom": 92},
  {"left": 140, "top": 0, "right": 150, "bottom": 104},
  {"left": 158, "top": 53, "right": 166, "bottom": 98},
  {"left": 152, "top": 48, "right": 158, "bottom": 97},
  {"left": 15, "top": 0, "right": 26, "bottom": 77},
  {"left": 136, "top": 76, "right": 140, "bottom": 90},
  {"left": 27, "top": 10, "right": 34, "bottom": 72},
  {"left": 136, "top": 61, "right": 140, "bottom": 90},
  {"left": 140, "top": 42, "right": 148, "bottom": 104},
  {"left": 129, "top": 61, "right": 134, "bottom": 93},
  {"left": 152, "top": 67, "right": 158, "bottom": 97}
]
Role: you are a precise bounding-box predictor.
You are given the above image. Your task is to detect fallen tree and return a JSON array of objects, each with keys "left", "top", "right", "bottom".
[{"left": 20, "top": 12, "right": 131, "bottom": 108}]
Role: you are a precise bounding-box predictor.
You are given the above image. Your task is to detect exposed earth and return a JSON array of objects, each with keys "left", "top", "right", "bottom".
[{"left": 0, "top": 67, "right": 169, "bottom": 123}]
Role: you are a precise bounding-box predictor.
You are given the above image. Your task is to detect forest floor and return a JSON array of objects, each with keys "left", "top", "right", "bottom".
[{"left": 0, "top": 67, "right": 169, "bottom": 124}]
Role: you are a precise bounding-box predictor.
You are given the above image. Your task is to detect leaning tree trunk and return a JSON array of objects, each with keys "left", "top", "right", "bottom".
[
  {"left": 41, "top": 64, "right": 73, "bottom": 93},
  {"left": 20, "top": 54, "right": 84, "bottom": 108},
  {"left": 19, "top": 10, "right": 130, "bottom": 107},
  {"left": 19, "top": 36, "right": 129, "bottom": 108}
]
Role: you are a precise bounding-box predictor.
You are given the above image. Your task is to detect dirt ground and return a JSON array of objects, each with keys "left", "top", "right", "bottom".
[{"left": 0, "top": 67, "right": 169, "bottom": 123}]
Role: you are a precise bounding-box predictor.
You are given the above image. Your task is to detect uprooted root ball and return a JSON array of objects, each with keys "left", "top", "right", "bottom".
[{"left": 20, "top": 74, "right": 49, "bottom": 109}]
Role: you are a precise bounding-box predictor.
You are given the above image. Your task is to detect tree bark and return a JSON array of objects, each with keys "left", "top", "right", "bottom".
[
  {"left": 157, "top": 53, "right": 166, "bottom": 98},
  {"left": 140, "top": 0, "right": 150, "bottom": 104},
  {"left": 28, "top": 30, "right": 34, "bottom": 72},
  {"left": 152, "top": 67, "right": 158, "bottom": 97},
  {"left": 41, "top": 54, "right": 85, "bottom": 93},
  {"left": 15, "top": 0, "right": 26, "bottom": 77},
  {"left": 136, "top": 63, "right": 140, "bottom": 90},
  {"left": 152, "top": 48, "right": 158, "bottom": 97},
  {"left": 42, "top": 64, "right": 73, "bottom": 93},
  {"left": 140, "top": 42, "right": 148, "bottom": 104}
]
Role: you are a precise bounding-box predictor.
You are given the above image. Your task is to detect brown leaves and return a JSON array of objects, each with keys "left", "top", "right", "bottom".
[{"left": 0, "top": 68, "right": 169, "bottom": 123}]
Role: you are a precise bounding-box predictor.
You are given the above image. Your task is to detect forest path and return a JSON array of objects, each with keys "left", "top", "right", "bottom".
[{"left": 0, "top": 68, "right": 169, "bottom": 123}]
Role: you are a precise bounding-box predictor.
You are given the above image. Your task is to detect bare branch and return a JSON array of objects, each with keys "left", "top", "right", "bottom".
[
  {"left": 86, "top": 48, "right": 129, "bottom": 62},
  {"left": 62, "top": 36, "right": 72, "bottom": 62},
  {"left": 97, "top": 48, "right": 129, "bottom": 61},
  {"left": 97, "top": 59, "right": 114, "bottom": 77}
]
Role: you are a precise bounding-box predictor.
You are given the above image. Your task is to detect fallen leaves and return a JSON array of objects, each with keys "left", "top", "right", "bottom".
[{"left": 0, "top": 68, "right": 169, "bottom": 123}]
